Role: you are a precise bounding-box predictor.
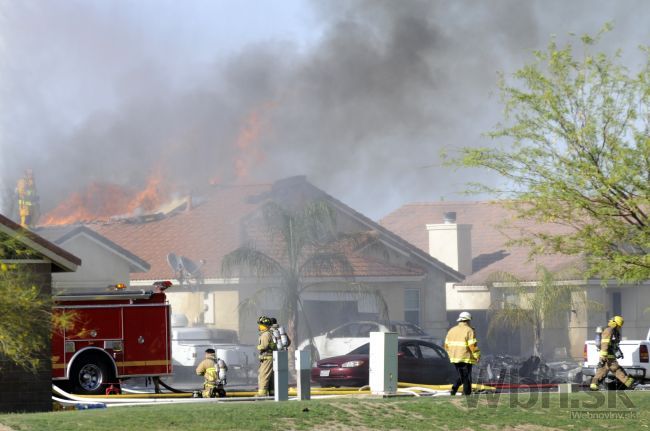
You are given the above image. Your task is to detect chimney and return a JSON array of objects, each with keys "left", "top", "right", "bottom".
[{"left": 426, "top": 211, "right": 472, "bottom": 276}]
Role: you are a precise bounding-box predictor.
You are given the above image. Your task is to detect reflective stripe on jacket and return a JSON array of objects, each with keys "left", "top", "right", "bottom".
[
  {"left": 599, "top": 326, "right": 620, "bottom": 359},
  {"left": 257, "top": 330, "right": 275, "bottom": 359},
  {"left": 445, "top": 322, "right": 479, "bottom": 364},
  {"left": 196, "top": 357, "right": 218, "bottom": 386}
]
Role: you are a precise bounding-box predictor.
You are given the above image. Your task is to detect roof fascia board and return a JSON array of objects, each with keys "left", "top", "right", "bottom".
[
  {"left": 327, "top": 200, "right": 462, "bottom": 281},
  {"left": 132, "top": 274, "right": 425, "bottom": 285},
  {"left": 131, "top": 278, "right": 241, "bottom": 287},
  {"left": 1, "top": 259, "right": 50, "bottom": 264},
  {"left": 481, "top": 279, "right": 650, "bottom": 288},
  {"left": 0, "top": 224, "right": 79, "bottom": 272},
  {"left": 69, "top": 231, "right": 150, "bottom": 272}
]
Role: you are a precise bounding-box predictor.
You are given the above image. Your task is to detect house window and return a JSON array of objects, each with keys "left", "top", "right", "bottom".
[
  {"left": 612, "top": 292, "right": 622, "bottom": 317},
  {"left": 404, "top": 289, "right": 420, "bottom": 325}
]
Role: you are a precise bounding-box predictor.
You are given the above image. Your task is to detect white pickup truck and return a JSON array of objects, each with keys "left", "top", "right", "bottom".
[
  {"left": 582, "top": 328, "right": 650, "bottom": 384},
  {"left": 171, "top": 323, "right": 257, "bottom": 385}
]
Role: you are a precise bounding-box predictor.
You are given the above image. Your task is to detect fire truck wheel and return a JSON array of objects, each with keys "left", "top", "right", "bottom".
[{"left": 71, "top": 357, "right": 113, "bottom": 395}]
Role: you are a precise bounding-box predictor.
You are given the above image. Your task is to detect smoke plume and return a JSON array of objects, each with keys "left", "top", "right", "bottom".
[{"left": 1, "top": 0, "right": 649, "bottom": 220}]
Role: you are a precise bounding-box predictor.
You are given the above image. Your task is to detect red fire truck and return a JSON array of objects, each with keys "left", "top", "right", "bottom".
[{"left": 52, "top": 281, "right": 173, "bottom": 394}]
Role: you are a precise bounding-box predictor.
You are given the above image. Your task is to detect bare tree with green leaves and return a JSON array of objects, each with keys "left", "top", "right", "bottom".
[
  {"left": 449, "top": 25, "right": 650, "bottom": 283},
  {"left": 487, "top": 265, "right": 601, "bottom": 359},
  {"left": 221, "top": 200, "right": 386, "bottom": 359}
]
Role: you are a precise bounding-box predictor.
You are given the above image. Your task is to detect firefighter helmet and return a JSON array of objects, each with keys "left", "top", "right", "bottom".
[
  {"left": 457, "top": 311, "right": 472, "bottom": 322},
  {"left": 612, "top": 315, "right": 624, "bottom": 327},
  {"left": 257, "top": 316, "right": 272, "bottom": 326}
]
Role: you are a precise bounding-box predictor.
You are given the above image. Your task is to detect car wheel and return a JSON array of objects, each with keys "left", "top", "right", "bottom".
[{"left": 71, "top": 356, "right": 113, "bottom": 395}]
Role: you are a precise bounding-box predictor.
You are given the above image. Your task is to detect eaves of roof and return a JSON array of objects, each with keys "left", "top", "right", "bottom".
[
  {"left": 0, "top": 213, "right": 80, "bottom": 272},
  {"left": 54, "top": 226, "right": 150, "bottom": 273}
]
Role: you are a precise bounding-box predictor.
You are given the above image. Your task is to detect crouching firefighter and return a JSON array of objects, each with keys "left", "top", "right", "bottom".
[
  {"left": 256, "top": 316, "right": 276, "bottom": 396},
  {"left": 590, "top": 315, "right": 635, "bottom": 391},
  {"left": 196, "top": 348, "right": 228, "bottom": 398}
]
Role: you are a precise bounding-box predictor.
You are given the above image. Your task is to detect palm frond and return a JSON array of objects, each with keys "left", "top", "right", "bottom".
[
  {"left": 221, "top": 246, "right": 284, "bottom": 279},
  {"left": 487, "top": 264, "right": 604, "bottom": 357},
  {"left": 298, "top": 251, "right": 355, "bottom": 283},
  {"left": 337, "top": 230, "right": 388, "bottom": 259},
  {"left": 237, "top": 285, "right": 288, "bottom": 321},
  {"left": 302, "top": 200, "right": 338, "bottom": 242},
  {"left": 487, "top": 304, "right": 534, "bottom": 337}
]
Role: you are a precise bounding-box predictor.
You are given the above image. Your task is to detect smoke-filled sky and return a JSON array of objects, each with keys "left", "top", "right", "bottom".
[{"left": 1, "top": 0, "right": 649, "bottom": 221}]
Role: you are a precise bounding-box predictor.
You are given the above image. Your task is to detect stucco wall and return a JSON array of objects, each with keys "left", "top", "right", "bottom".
[
  {"left": 51, "top": 235, "right": 131, "bottom": 291},
  {"left": 446, "top": 282, "right": 491, "bottom": 310},
  {"left": 426, "top": 271, "right": 449, "bottom": 340},
  {"left": 187, "top": 273, "right": 450, "bottom": 346}
]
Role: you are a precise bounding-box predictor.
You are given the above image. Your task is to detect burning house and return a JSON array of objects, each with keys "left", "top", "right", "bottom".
[{"left": 42, "top": 176, "right": 462, "bottom": 345}]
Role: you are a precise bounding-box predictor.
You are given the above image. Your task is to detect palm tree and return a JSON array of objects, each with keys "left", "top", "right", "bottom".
[
  {"left": 487, "top": 265, "right": 601, "bottom": 359},
  {"left": 221, "top": 199, "right": 386, "bottom": 359}
]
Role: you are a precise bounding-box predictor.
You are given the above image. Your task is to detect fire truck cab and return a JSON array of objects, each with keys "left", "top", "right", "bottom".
[{"left": 52, "top": 281, "right": 173, "bottom": 394}]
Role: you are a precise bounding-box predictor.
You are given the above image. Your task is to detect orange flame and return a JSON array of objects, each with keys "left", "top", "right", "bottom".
[
  {"left": 233, "top": 102, "right": 274, "bottom": 182},
  {"left": 41, "top": 170, "right": 171, "bottom": 226},
  {"left": 127, "top": 170, "right": 166, "bottom": 213},
  {"left": 40, "top": 182, "right": 136, "bottom": 226}
]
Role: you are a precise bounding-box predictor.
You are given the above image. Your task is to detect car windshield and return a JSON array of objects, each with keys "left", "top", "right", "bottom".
[
  {"left": 392, "top": 322, "right": 427, "bottom": 336},
  {"left": 348, "top": 343, "right": 370, "bottom": 355},
  {"left": 330, "top": 323, "right": 379, "bottom": 338}
]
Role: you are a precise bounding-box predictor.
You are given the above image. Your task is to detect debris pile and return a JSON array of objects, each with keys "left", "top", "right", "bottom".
[{"left": 476, "top": 355, "right": 583, "bottom": 385}]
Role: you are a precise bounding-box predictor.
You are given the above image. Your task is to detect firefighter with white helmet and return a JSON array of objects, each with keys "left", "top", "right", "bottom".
[
  {"left": 444, "top": 311, "right": 481, "bottom": 395},
  {"left": 590, "top": 315, "right": 636, "bottom": 391},
  {"left": 195, "top": 348, "right": 227, "bottom": 398},
  {"left": 256, "top": 316, "right": 276, "bottom": 396}
]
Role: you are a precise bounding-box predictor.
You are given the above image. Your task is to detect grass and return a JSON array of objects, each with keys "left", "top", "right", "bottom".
[{"left": 0, "top": 392, "right": 648, "bottom": 431}]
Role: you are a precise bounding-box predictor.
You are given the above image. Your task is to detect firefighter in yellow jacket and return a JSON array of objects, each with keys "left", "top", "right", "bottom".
[
  {"left": 195, "top": 348, "right": 227, "bottom": 398},
  {"left": 445, "top": 311, "right": 480, "bottom": 395},
  {"left": 590, "top": 315, "right": 635, "bottom": 391},
  {"left": 256, "top": 316, "right": 276, "bottom": 396},
  {"left": 16, "top": 169, "right": 40, "bottom": 228}
]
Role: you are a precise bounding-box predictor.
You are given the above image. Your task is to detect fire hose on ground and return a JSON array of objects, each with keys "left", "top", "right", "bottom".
[{"left": 53, "top": 381, "right": 497, "bottom": 409}]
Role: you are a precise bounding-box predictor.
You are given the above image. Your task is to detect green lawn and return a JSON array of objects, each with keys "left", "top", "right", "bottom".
[{"left": 0, "top": 392, "right": 647, "bottom": 431}]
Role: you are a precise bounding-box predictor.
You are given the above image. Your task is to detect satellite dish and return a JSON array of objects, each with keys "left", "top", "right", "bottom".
[
  {"left": 167, "top": 252, "right": 182, "bottom": 273},
  {"left": 180, "top": 256, "right": 203, "bottom": 277}
]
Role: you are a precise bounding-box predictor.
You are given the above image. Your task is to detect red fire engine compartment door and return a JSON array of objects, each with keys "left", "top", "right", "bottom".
[{"left": 121, "top": 304, "right": 171, "bottom": 377}]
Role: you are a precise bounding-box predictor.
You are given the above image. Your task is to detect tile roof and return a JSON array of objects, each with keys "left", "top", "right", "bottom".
[
  {"left": 380, "top": 201, "right": 581, "bottom": 284},
  {"left": 79, "top": 179, "right": 431, "bottom": 281}
]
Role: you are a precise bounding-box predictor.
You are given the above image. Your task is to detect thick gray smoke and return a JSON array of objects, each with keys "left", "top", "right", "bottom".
[{"left": 1, "top": 0, "right": 649, "bottom": 220}]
